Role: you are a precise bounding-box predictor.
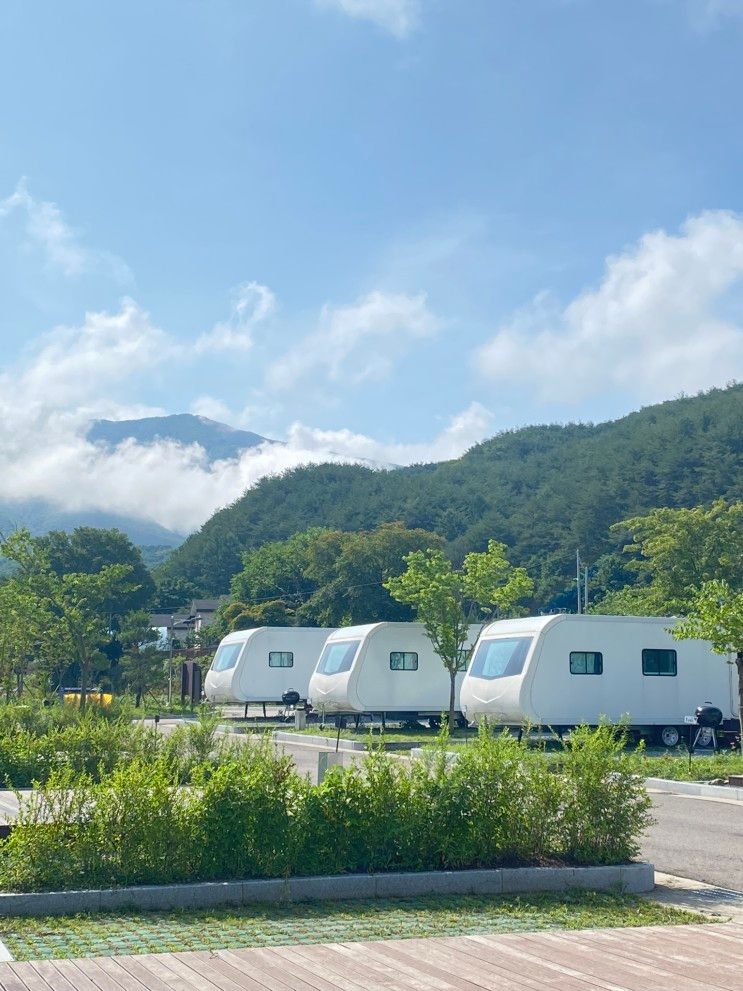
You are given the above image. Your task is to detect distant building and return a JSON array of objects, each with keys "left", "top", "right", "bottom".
[{"left": 150, "top": 598, "right": 226, "bottom": 650}]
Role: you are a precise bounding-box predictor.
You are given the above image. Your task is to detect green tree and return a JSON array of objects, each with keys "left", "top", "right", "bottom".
[
  {"left": 598, "top": 500, "right": 743, "bottom": 615},
  {"left": 0, "top": 530, "right": 139, "bottom": 709},
  {"left": 671, "top": 580, "right": 743, "bottom": 754},
  {"left": 37, "top": 527, "right": 155, "bottom": 612},
  {"left": 384, "top": 540, "right": 533, "bottom": 729},
  {"left": 118, "top": 610, "right": 163, "bottom": 705}
]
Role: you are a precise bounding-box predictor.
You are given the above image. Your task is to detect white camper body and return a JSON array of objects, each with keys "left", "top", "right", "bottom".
[
  {"left": 308, "top": 622, "right": 481, "bottom": 719},
  {"left": 204, "top": 627, "right": 336, "bottom": 704},
  {"left": 460, "top": 614, "right": 738, "bottom": 744}
]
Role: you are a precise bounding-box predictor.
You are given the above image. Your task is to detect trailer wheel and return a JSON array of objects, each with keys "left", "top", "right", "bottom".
[
  {"left": 428, "top": 716, "right": 441, "bottom": 730},
  {"left": 658, "top": 725, "right": 681, "bottom": 748}
]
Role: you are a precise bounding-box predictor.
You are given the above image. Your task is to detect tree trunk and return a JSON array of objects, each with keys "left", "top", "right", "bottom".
[
  {"left": 448, "top": 668, "right": 457, "bottom": 731},
  {"left": 737, "top": 652, "right": 743, "bottom": 757},
  {"left": 79, "top": 652, "right": 89, "bottom": 712}
]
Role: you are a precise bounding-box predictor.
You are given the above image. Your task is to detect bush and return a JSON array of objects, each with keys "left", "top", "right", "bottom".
[{"left": 0, "top": 725, "right": 654, "bottom": 892}]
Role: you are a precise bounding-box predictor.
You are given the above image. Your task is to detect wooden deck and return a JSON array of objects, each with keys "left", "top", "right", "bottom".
[{"left": 0, "top": 923, "right": 742, "bottom": 990}]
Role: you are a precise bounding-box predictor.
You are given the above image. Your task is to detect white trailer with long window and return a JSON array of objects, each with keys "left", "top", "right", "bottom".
[
  {"left": 308, "top": 622, "right": 481, "bottom": 726},
  {"left": 459, "top": 614, "right": 739, "bottom": 746},
  {"left": 204, "top": 627, "right": 337, "bottom": 707}
]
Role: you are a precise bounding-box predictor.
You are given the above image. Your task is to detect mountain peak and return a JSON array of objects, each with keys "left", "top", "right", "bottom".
[{"left": 88, "top": 414, "right": 275, "bottom": 462}]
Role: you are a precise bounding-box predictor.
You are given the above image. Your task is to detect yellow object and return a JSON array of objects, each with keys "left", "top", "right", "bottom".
[{"left": 63, "top": 691, "right": 113, "bottom": 707}]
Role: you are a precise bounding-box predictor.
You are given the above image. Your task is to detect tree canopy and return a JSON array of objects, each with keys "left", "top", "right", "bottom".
[{"left": 157, "top": 385, "right": 742, "bottom": 607}]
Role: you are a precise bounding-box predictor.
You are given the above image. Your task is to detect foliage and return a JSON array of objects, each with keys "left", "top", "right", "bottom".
[
  {"left": 37, "top": 527, "right": 155, "bottom": 613},
  {"left": 385, "top": 541, "right": 533, "bottom": 727},
  {"left": 0, "top": 530, "right": 141, "bottom": 706},
  {"left": 225, "top": 522, "right": 444, "bottom": 630},
  {"left": 594, "top": 500, "right": 742, "bottom": 615},
  {"left": 672, "top": 579, "right": 743, "bottom": 754},
  {"left": 157, "top": 385, "right": 743, "bottom": 605},
  {"left": 0, "top": 725, "right": 653, "bottom": 891}
]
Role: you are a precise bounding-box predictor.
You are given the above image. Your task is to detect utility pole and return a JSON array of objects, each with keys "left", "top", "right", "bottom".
[
  {"left": 576, "top": 550, "right": 582, "bottom": 614},
  {"left": 584, "top": 565, "right": 589, "bottom": 613},
  {"left": 168, "top": 615, "right": 174, "bottom": 705}
]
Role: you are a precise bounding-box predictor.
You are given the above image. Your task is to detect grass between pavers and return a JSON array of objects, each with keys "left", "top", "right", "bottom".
[{"left": 0, "top": 891, "right": 700, "bottom": 961}]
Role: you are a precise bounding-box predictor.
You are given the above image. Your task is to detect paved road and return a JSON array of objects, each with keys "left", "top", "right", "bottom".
[{"left": 642, "top": 792, "right": 743, "bottom": 891}]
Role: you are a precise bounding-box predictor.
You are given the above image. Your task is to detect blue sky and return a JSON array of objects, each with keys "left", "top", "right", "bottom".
[{"left": 0, "top": 0, "right": 742, "bottom": 531}]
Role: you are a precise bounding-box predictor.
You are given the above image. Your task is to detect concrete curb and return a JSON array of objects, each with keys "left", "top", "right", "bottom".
[
  {"left": 273, "top": 731, "right": 367, "bottom": 752},
  {"left": 0, "top": 864, "right": 654, "bottom": 917},
  {"left": 646, "top": 777, "right": 743, "bottom": 801}
]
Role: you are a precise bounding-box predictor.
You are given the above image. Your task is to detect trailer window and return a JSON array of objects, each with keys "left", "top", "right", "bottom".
[
  {"left": 269, "top": 651, "right": 294, "bottom": 668},
  {"left": 390, "top": 652, "right": 418, "bottom": 671},
  {"left": 211, "top": 643, "right": 243, "bottom": 673},
  {"left": 317, "top": 640, "right": 360, "bottom": 675},
  {"left": 469, "top": 637, "right": 531, "bottom": 680},
  {"left": 456, "top": 647, "right": 471, "bottom": 672},
  {"left": 642, "top": 649, "right": 677, "bottom": 676},
  {"left": 570, "top": 651, "right": 603, "bottom": 675}
]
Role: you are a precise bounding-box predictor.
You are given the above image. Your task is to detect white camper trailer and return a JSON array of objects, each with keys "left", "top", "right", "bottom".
[
  {"left": 308, "top": 622, "right": 481, "bottom": 725},
  {"left": 459, "top": 614, "right": 739, "bottom": 746},
  {"left": 204, "top": 627, "right": 336, "bottom": 706}
]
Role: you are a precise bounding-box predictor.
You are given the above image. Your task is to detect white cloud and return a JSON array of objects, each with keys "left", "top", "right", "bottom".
[
  {"left": 0, "top": 295, "right": 484, "bottom": 533},
  {"left": 475, "top": 211, "right": 743, "bottom": 404},
  {"left": 286, "top": 402, "right": 493, "bottom": 465},
  {"left": 316, "top": 0, "right": 420, "bottom": 36},
  {"left": 267, "top": 290, "right": 440, "bottom": 391},
  {"left": 195, "top": 281, "right": 276, "bottom": 353},
  {"left": 0, "top": 178, "right": 131, "bottom": 282}
]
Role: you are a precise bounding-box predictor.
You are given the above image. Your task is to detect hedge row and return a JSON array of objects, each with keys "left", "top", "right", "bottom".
[{"left": 0, "top": 726, "right": 652, "bottom": 892}]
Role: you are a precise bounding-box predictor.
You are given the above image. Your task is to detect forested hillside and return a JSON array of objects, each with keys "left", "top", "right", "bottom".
[{"left": 159, "top": 385, "right": 743, "bottom": 606}]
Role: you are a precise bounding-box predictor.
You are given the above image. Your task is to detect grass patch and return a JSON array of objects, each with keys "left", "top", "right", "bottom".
[
  {"left": 641, "top": 750, "right": 743, "bottom": 781},
  {"left": 0, "top": 891, "right": 700, "bottom": 961}
]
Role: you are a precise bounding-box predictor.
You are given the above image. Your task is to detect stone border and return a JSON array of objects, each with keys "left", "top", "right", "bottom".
[
  {"left": 273, "top": 731, "right": 367, "bottom": 751},
  {"left": 646, "top": 777, "right": 743, "bottom": 802},
  {"left": 0, "top": 864, "right": 653, "bottom": 917}
]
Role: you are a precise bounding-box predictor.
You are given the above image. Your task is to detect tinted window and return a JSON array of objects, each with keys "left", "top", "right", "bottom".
[
  {"left": 570, "top": 651, "right": 603, "bottom": 675},
  {"left": 390, "top": 651, "right": 418, "bottom": 671},
  {"left": 317, "top": 640, "right": 360, "bottom": 675},
  {"left": 269, "top": 651, "right": 294, "bottom": 668},
  {"left": 468, "top": 637, "right": 532, "bottom": 680},
  {"left": 211, "top": 643, "right": 243, "bottom": 673},
  {"left": 456, "top": 647, "right": 471, "bottom": 673},
  {"left": 642, "top": 648, "right": 677, "bottom": 676}
]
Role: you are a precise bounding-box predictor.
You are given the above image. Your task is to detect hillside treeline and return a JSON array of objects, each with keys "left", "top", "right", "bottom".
[{"left": 158, "top": 384, "right": 743, "bottom": 609}]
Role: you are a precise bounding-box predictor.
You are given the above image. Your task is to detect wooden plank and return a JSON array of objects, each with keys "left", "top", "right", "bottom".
[
  {"left": 576, "top": 929, "right": 743, "bottom": 991},
  {"left": 355, "top": 937, "right": 509, "bottom": 991},
  {"left": 516, "top": 930, "right": 724, "bottom": 991},
  {"left": 219, "top": 946, "right": 342, "bottom": 991},
  {"left": 101, "top": 957, "right": 177, "bottom": 991},
  {"left": 384, "top": 936, "right": 573, "bottom": 991},
  {"left": 30, "top": 961, "right": 88, "bottom": 991},
  {"left": 268, "top": 943, "right": 403, "bottom": 991},
  {"left": 6, "top": 963, "right": 53, "bottom": 991},
  {"left": 131, "top": 954, "right": 201, "bottom": 991},
  {"left": 50, "top": 959, "right": 116, "bottom": 991},
  {"left": 175, "top": 952, "right": 279, "bottom": 991},
  {"left": 290, "top": 943, "right": 418, "bottom": 991},
  {"left": 320, "top": 941, "right": 438, "bottom": 991},
  {"left": 440, "top": 934, "right": 598, "bottom": 991},
  {"left": 0, "top": 964, "right": 36, "bottom": 991}
]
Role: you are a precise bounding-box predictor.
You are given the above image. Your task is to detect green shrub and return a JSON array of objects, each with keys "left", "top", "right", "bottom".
[{"left": 0, "top": 725, "right": 655, "bottom": 892}]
